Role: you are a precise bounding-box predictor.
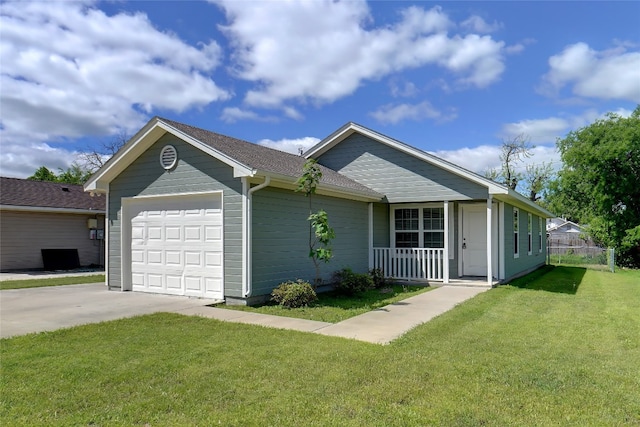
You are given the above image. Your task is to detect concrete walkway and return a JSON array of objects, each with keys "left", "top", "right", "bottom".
[{"left": 1, "top": 282, "right": 489, "bottom": 344}]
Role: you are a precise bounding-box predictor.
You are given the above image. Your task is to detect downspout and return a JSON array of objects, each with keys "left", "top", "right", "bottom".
[{"left": 243, "top": 176, "right": 271, "bottom": 298}]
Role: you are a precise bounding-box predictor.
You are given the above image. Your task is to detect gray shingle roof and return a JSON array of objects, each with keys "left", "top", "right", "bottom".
[
  {"left": 159, "top": 117, "right": 382, "bottom": 199},
  {"left": 0, "top": 177, "right": 105, "bottom": 211}
]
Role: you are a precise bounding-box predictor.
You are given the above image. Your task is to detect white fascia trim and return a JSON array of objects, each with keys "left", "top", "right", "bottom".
[{"left": 0, "top": 205, "right": 105, "bottom": 215}]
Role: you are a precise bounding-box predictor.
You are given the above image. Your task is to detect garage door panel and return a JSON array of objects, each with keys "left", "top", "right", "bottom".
[
  {"left": 147, "top": 250, "right": 163, "bottom": 265},
  {"left": 131, "top": 250, "right": 144, "bottom": 263},
  {"left": 165, "top": 250, "right": 182, "bottom": 266},
  {"left": 166, "top": 275, "right": 182, "bottom": 290},
  {"left": 165, "top": 226, "right": 181, "bottom": 241},
  {"left": 129, "top": 194, "right": 223, "bottom": 299},
  {"left": 132, "top": 273, "right": 145, "bottom": 286},
  {"left": 184, "top": 226, "right": 202, "bottom": 241},
  {"left": 205, "top": 226, "right": 222, "bottom": 241},
  {"left": 148, "top": 274, "right": 163, "bottom": 288},
  {"left": 205, "top": 252, "right": 222, "bottom": 267},
  {"left": 184, "top": 251, "right": 202, "bottom": 267},
  {"left": 205, "top": 278, "right": 222, "bottom": 293}
]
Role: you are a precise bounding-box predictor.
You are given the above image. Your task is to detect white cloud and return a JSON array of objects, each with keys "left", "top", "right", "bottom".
[
  {"left": 500, "top": 108, "right": 635, "bottom": 145},
  {"left": 461, "top": 16, "right": 502, "bottom": 33},
  {"left": 257, "top": 137, "right": 320, "bottom": 155},
  {"left": 370, "top": 101, "right": 457, "bottom": 124},
  {"left": 540, "top": 42, "right": 640, "bottom": 102},
  {"left": 0, "top": 0, "right": 230, "bottom": 177},
  {"left": 214, "top": 1, "right": 506, "bottom": 107},
  {"left": 501, "top": 117, "right": 570, "bottom": 144},
  {"left": 430, "top": 144, "right": 560, "bottom": 176}
]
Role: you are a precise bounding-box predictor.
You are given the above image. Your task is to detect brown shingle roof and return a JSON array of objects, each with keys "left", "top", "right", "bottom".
[
  {"left": 159, "top": 118, "right": 382, "bottom": 199},
  {"left": 0, "top": 177, "right": 105, "bottom": 211}
]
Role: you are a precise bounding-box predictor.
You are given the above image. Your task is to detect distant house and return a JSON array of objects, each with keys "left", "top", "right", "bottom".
[
  {"left": 0, "top": 177, "right": 106, "bottom": 271},
  {"left": 546, "top": 218, "right": 600, "bottom": 255},
  {"left": 85, "top": 117, "right": 553, "bottom": 305}
]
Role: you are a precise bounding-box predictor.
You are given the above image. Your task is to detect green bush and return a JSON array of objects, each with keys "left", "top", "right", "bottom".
[
  {"left": 369, "top": 268, "right": 386, "bottom": 288},
  {"left": 332, "top": 268, "right": 374, "bottom": 296},
  {"left": 271, "top": 280, "right": 317, "bottom": 308}
]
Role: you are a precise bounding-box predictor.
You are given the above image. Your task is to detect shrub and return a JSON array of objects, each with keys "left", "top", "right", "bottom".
[
  {"left": 332, "top": 268, "right": 374, "bottom": 296},
  {"left": 369, "top": 268, "right": 386, "bottom": 288},
  {"left": 271, "top": 280, "right": 317, "bottom": 308}
]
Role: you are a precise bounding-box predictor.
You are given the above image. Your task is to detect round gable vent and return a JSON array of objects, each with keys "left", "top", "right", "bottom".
[{"left": 160, "top": 145, "right": 177, "bottom": 170}]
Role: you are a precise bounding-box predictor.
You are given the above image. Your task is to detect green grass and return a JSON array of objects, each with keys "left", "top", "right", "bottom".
[
  {"left": 218, "top": 284, "right": 433, "bottom": 323},
  {"left": 2, "top": 267, "right": 639, "bottom": 426},
  {"left": 0, "top": 275, "right": 105, "bottom": 290}
]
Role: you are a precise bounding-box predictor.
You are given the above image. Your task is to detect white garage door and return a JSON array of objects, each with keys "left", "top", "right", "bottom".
[{"left": 128, "top": 194, "right": 223, "bottom": 299}]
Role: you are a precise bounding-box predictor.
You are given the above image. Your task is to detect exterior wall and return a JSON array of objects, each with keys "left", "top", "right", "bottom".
[
  {"left": 316, "top": 133, "right": 489, "bottom": 203},
  {"left": 0, "top": 210, "right": 105, "bottom": 271},
  {"left": 251, "top": 187, "right": 369, "bottom": 295},
  {"left": 372, "top": 202, "right": 389, "bottom": 247},
  {"left": 108, "top": 133, "right": 244, "bottom": 296},
  {"left": 503, "top": 203, "right": 546, "bottom": 280}
]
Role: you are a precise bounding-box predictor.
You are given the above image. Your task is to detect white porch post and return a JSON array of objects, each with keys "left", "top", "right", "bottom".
[
  {"left": 443, "top": 201, "right": 450, "bottom": 283},
  {"left": 368, "top": 202, "right": 374, "bottom": 269},
  {"left": 486, "top": 196, "right": 493, "bottom": 286}
]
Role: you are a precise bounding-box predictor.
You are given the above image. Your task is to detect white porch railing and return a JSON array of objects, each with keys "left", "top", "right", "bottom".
[{"left": 373, "top": 248, "right": 444, "bottom": 281}]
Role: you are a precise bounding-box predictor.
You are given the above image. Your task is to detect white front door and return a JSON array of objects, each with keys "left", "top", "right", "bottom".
[
  {"left": 461, "top": 204, "right": 487, "bottom": 277},
  {"left": 125, "top": 193, "right": 224, "bottom": 299}
]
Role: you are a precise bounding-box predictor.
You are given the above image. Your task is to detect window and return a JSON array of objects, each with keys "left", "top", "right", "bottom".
[
  {"left": 423, "top": 207, "right": 445, "bottom": 248},
  {"left": 513, "top": 208, "right": 519, "bottom": 258},
  {"left": 539, "top": 217, "right": 543, "bottom": 253},
  {"left": 528, "top": 213, "right": 533, "bottom": 255},
  {"left": 394, "top": 206, "right": 445, "bottom": 248},
  {"left": 394, "top": 208, "right": 419, "bottom": 248}
]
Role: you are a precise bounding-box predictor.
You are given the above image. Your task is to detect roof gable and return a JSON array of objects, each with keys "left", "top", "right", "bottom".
[
  {"left": 85, "top": 117, "right": 382, "bottom": 201},
  {"left": 1, "top": 177, "right": 105, "bottom": 212},
  {"left": 305, "top": 122, "right": 554, "bottom": 218}
]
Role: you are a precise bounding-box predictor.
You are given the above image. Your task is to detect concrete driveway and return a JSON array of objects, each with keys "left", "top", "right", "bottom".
[{"left": 0, "top": 283, "right": 220, "bottom": 338}]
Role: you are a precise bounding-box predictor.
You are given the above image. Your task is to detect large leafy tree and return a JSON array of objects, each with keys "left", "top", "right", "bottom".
[{"left": 547, "top": 107, "right": 640, "bottom": 267}]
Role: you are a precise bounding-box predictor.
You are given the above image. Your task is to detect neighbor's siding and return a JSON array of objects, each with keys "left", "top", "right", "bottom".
[
  {"left": 503, "top": 203, "right": 546, "bottom": 280},
  {"left": 0, "top": 211, "right": 104, "bottom": 271},
  {"left": 316, "top": 133, "right": 488, "bottom": 203},
  {"left": 108, "top": 133, "right": 244, "bottom": 296},
  {"left": 251, "top": 187, "right": 369, "bottom": 295}
]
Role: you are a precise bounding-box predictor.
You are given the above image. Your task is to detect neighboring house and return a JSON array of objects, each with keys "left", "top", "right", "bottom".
[
  {"left": 85, "top": 117, "right": 552, "bottom": 305},
  {"left": 0, "top": 177, "right": 106, "bottom": 271},
  {"left": 547, "top": 218, "right": 598, "bottom": 252}
]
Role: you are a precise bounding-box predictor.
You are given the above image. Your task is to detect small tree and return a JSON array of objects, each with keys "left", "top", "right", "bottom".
[
  {"left": 498, "top": 134, "right": 534, "bottom": 190},
  {"left": 524, "top": 162, "right": 553, "bottom": 202},
  {"left": 296, "top": 159, "right": 335, "bottom": 287}
]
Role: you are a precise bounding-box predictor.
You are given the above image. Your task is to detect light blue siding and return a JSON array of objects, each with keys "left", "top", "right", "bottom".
[
  {"left": 503, "top": 203, "right": 546, "bottom": 280},
  {"left": 251, "top": 187, "right": 369, "bottom": 295},
  {"left": 108, "top": 133, "right": 244, "bottom": 296},
  {"left": 316, "top": 134, "right": 488, "bottom": 203},
  {"left": 372, "top": 202, "right": 389, "bottom": 247}
]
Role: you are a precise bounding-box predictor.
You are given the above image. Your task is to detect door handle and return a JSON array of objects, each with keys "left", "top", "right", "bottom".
[{"left": 462, "top": 243, "right": 467, "bottom": 249}]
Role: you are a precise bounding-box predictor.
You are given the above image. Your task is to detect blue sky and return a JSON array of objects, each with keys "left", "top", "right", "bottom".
[{"left": 1, "top": 0, "right": 638, "bottom": 179}]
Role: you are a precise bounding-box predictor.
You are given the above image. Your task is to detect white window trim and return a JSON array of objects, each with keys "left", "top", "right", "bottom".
[
  {"left": 391, "top": 203, "right": 447, "bottom": 249},
  {"left": 528, "top": 213, "right": 533, "bottom": 256},
  {"left": 538, "top": 217, "right": 543, "bottom": 253},
  {"left": 513, "top": 207, "right": 520, "bottom": 259}
]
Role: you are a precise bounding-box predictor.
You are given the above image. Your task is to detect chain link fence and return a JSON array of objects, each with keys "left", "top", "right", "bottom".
[{"left": 547, "top": 237, "right": 615, "bottom": 272}]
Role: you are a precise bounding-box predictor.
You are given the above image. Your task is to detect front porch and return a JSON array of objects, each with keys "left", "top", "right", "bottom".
[{"left": 369, "top": 199, "right": 501, "bottom": 286}]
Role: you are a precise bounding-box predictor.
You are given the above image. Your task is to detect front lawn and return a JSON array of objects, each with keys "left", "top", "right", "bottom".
[
  {"left": 2, "top": 267, "right": 639, "bottom": 426},
  {"left": 0, "top": 274, "right": 105, "bottom": 290},
  {"left": 219, "top": 284, "right": 433, "bottom": 323}
]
